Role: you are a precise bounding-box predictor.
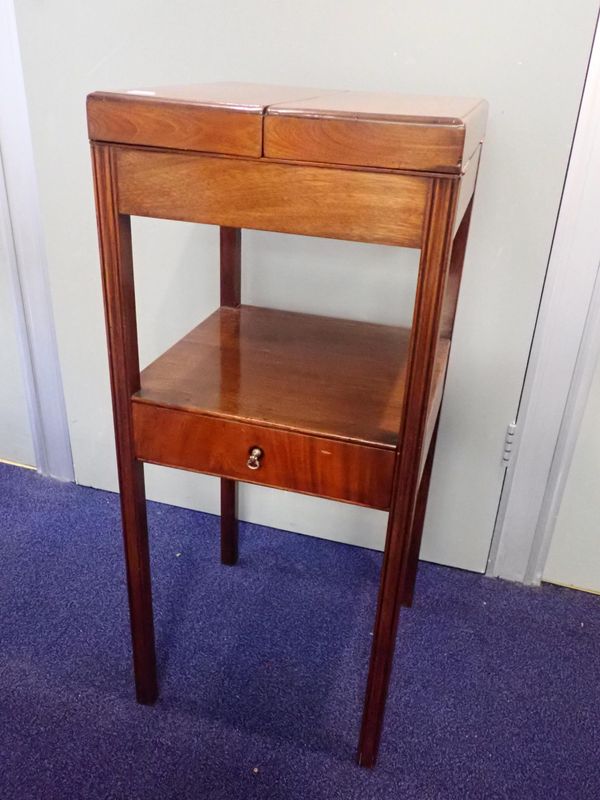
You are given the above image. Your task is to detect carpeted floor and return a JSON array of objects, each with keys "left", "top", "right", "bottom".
[{"left": 0, "top": 462, "right": 599, "bottom": 799}]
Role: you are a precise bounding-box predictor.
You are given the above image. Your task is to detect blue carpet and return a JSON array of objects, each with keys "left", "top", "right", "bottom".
[{"left": 0, "top": 462, "right": 599, "bottom": 799}]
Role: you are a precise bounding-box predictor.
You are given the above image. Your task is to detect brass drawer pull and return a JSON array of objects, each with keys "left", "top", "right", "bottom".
[{"left": 247, "top": 447, "right": 263, "bottom": 470}]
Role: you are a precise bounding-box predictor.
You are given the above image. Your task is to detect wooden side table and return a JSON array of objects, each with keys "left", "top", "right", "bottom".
[{"left": 87, "top": 82, "right": 487, "bottom": 767}]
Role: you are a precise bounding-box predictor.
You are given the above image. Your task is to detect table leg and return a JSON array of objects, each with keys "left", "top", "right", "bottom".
[
  {"left": 402, "top": 416, "right": 439, "bottom": 607},
  {"left": 220, "top": 478, "right": 238, "bottom": 565},
  {"left": 220, "top": 226, "right": 241, "bottom": 565},
  {"left": 92, "top": 143, "right": 158, "bottom": 704},
  {"left": 357, "top": 178, "right": 458, "bottom": 766}
]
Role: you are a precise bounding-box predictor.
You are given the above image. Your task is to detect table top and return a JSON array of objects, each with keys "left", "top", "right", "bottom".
[
  {"left": 87, "top": 81, "right": 487, "bottom": 173},
  {"left": 104, "top": 82, "right": 333, "bottom": 111}
]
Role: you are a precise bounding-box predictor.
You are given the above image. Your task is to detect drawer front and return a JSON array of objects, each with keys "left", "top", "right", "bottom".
[{"left": 132, "top": 403, "right": 394, "bottom": 510}]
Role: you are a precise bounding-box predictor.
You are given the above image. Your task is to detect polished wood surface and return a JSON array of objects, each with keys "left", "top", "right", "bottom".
[
  {"left": 266, "top": 91, "right": 487, "bottom": 173},
  {"left": 134, "top": 305, "right": 440, "bottom": 448},
  {"left": 88, "top": 81, "right": 487, "bottom": 769},
  {"left": 133, "top": 403, "right": 395, "bottom": 509},
  {"left": 264, "top": 115, "right": 463, "bottom": 173},
  {"left": 94, "top": 82, "right": 328, "bottom": 109},
  {"left": 402, "top": 414, "right": 440, "bottom": 608},
  {"left": 88, "top": 82, "right": 486, "bottom": 173},
  {"left": 87, "top": 84, "right": 330, "bottom": 157},
  {"left": 132, "top": 305, "right": 448, "bottom": 507},
  {"left": 115, "top": 148, "right": 429, "bottom": 247},
  {"left": 420, "top": 337, "right": 450, "bottom": 477},
  {"left": 91, "top": 143, "right": 158, "bottom": 705},
  {"left": 358, "top": 177, "right": 460, "bottom": 766},
  {"left": 219, "top": 227, "right": 241, "bottom": 309},
  {"left": 88, "top": 95, "right": 263, "bottom": 158},
  {"left": 269, "top": 90, "right": 487, "bottom": 125}
]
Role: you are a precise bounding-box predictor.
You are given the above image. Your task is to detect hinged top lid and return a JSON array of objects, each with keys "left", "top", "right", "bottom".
[
  {"left": 87, "top": 82, "right": 329, "bottom": 158},
  {"left": 87, "top": 82, "right": 487, "bottom": 173}
]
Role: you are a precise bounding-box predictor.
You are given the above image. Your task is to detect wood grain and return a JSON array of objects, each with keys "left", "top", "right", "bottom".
[
  {"left": 134, "top": 305, "right": 418, "bottom": 449},
  {"left": 264, "top": 114, "right": 465, "bottom": 173},
  {"left": 266, "top": 92, "right": 488, "bottom": 172},
  {"left": 87, "top": 84, "right": 335, "bottom": 155},
  {"left": 130, "top": 304, "right": 449, "bottom": 510},
  {"left": 115, "top": 148, "right": 429, "bottom": 247},
  {"left": 88, "top": 85, "right": 487, "bottom": 173},
  {"left": 88, "top": 93, "right": 263, "bottom": 157},
  {"left": 132, "top": 403, "right": 394, "bottom": 509}
]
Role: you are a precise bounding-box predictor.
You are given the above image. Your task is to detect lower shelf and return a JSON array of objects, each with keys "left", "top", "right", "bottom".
[{"left": 131, "top": 305, "right": 449, "bottom": 508}]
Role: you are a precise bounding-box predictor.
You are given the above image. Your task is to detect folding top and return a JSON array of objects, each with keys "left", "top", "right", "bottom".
[
  {"left": 87, "top": 82, "right": 327, "bottom": 157},
  {"left": 265, "top": 91, "right": 487, "bottom": 173},
  {"left": 87, "top": 82, "right": 487, "bottom": 173}
]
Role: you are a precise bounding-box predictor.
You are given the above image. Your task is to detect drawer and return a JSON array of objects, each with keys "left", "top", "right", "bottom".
[{"left": 132, "top": 402, "right": 395, "bottom": 510}]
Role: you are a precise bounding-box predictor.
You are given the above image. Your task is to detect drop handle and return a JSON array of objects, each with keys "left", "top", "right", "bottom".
[{"left": 246, "top": 447, "right": 263, "bottom": 470}]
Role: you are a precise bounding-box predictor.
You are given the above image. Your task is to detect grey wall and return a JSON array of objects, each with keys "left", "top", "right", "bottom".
[{"left": 13, "top": 0, "right": 599, "bottom": 570}]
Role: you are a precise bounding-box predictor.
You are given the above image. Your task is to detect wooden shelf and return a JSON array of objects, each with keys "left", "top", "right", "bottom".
[
  {"left": 134, "top": 305, "right": 449, "bottom": 449},
  {"left": 131, "top": 306, "right": 449, "bottom": 509}
]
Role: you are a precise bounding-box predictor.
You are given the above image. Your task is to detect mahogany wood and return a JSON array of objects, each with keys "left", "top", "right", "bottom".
[
  {"left": 89, "top": 82, "right": 328, "bottom": 107},
  {"left": 220, "top": 227, "right": 241, "bottom": 308},
  {"left": 88, "top": 94, "right": 263, "bottom": 158},
  {"left": 265, "top": 92, "right": 487, "bottom": 173},
  {"left": 115, "top": 148, "right": 429, "bottom": 247},
  {"left": 358, "top": 178, "right": 460, "bottom": 767},
  {"left": 88, "top": 84, "right": 486, "bottom": 173},
  {"left": 132, "top": 306, "right": 443, "bottom": 449},
  {"left": 91, "top": 143, "right": 157, "bottom": 704},
  {"left": 87, "top": 83, "right": 332, "bottom": 156},
  {"left": 402, "top": 415, "right": 440, "bottom": 608},
  {"left": 130, "top": 305, "right": 448, "bottom": 508},
  {"left": 420, "top": 338, "right": 450, "bottom": 478},
  {"left": 133, "top": 402, "right": 395, "bottom": 509},
  {"left": 264, "top": 115, "right": 465, "bottom": 173},
  {"left": 87, "top": 83, "right": 487, "bottom": 769},
  {"left": 219, "top": 227, "right": 242, "bottom": 565}
]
